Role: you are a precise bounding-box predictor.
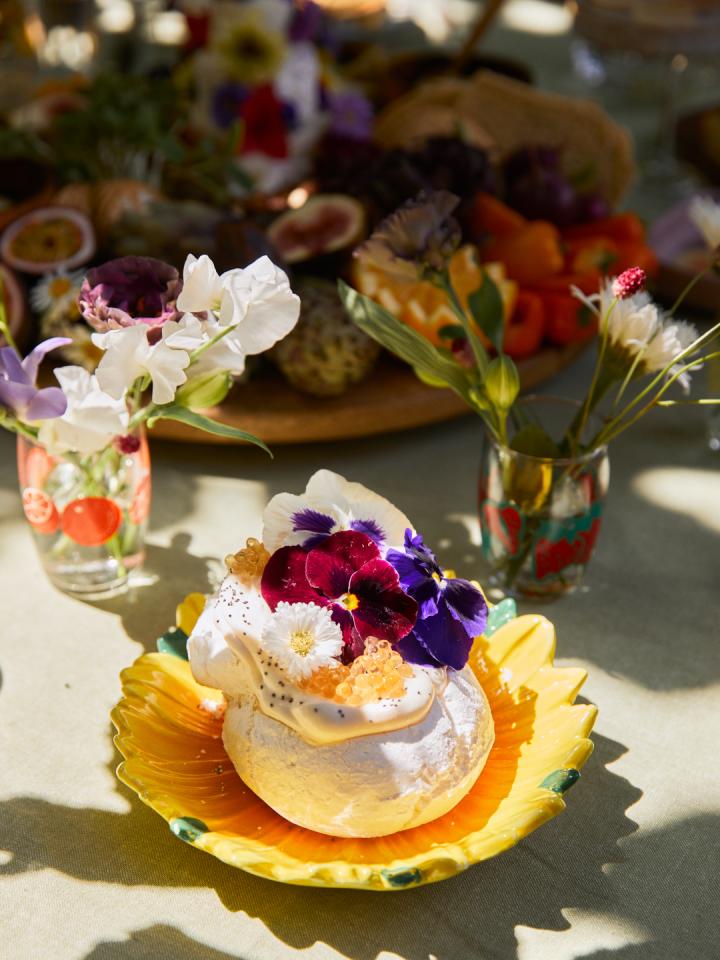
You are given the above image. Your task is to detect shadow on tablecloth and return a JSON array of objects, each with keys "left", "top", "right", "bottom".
[{"left": 0, "top": 731, "right": 683, "bottom": 960}]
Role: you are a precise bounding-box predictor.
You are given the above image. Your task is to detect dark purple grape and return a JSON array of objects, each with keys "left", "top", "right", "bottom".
[
  {"left": 504, "top": 146, "right": 561, "bottom": 183},
  {"left": 573, "top": 192, "right": 611, "bottom": 223},
  {"left": 506, "top": 169, "right": 577, "bottom": 227},
  {"left": 411, "top": 136, "right": 495, "bottom": 196}
]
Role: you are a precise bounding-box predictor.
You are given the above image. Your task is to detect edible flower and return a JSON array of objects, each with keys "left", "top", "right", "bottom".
[
  {"left": 354, "top": 190, "right": 461, "bottom": 281},
  {"left": 387, "top": 529, "right": 487, "bottom": 670},
  {"left": 0, "top": 338, "right": 70, "bottom": 422},
  {"left": 261, "top": 530, "right": 417, "bottom": 659},
  {"left": 261, "top": 601, "right": 344, "bottom": 680},
  {"left": 37, "top": 366, "right": 129, "bottom": 456},
  {"left": 262, "top": 469, "right": 411, "bottom": 553},
  {"left": 79, "top": 256, "right": 182, "bottom": 332}
]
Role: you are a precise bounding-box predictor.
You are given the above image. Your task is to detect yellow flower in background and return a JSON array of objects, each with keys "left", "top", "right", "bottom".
[{"left": 215, "top": 11, "right": 287, "bottom": 86}]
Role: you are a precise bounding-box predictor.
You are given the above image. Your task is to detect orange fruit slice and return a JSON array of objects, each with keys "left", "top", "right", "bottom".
[
  {"left": 61, "top": 497, "right": 122, "bottom": 546},
  {"left": 352, "top": 244, "right": 517, "bottom": 348},
  {"left": 22, "top": 487, "right": 59, "bottom": 534}
]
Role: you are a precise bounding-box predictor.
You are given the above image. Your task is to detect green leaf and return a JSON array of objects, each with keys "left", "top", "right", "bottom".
[
  {"left": 148, "top": 404, "right": 271, "bottom": 456},
  {"left": 437, "top": 323, "right": 467, "bottom": 341},
  {"left": 338, "top": 282, "right": 476, "bottom": 407},
  {"left": 157, "top": 627, "right": 189, "bottom": 660},
  {"left": 510, "top": 424, "right": 561, "bottom": 458},
  {"left": 468, "top": 271, "right": 505, "bottom": 353},
  {"left": 539, "top": 768, "right": 581, "bottom": 794}
]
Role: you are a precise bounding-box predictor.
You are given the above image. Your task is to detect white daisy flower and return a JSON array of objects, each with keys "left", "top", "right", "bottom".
[
  {"left": 688, "top": 195, "right": 720, "bottom": 251},
  {"left": 261, "top": 602, "right": 344, "bottom": 681},
  {"left": 30, "top": 270, "right": 84, "bottom": 313}
]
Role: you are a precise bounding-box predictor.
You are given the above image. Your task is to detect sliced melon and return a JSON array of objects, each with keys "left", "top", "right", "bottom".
[
  {"left": 0, "top": 206, "right": 96, "bottom": 275},
  {"left": 267, "top": 194, "right": 366, "bottom": 264}
]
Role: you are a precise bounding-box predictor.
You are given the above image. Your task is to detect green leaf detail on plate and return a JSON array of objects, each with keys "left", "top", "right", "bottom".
[
  {"left": 170, "top": 817, "right": 209, "bottom": 843},
  {"left": 467, "top": 271, "right": 504, "bottom": 353},
  {"left": 147, "top": 403, "right": 272, "bottom": 456},
  {"left": 485, "top": 598, "right": 517, "bottom": 636},
  {"left": 381, "top": 867, "right": 423, "bottom": 888},
  {"left": 157, "top": 627, "right": 189, "bottom": 660},
  {"left": 539, "top": 768, "right": 581, "bottom": 794},
  {"left": 338, "top": 282, "right": 476, "bottom": 407}
]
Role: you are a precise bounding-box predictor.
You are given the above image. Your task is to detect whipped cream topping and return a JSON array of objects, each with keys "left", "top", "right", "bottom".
[{"left": 189, "top": 575, "right": 442, "bottom": 747}]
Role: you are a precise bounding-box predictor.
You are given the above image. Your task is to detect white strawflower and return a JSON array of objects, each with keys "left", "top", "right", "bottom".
[
  {"left": 643, "top": 319, "right": 700, "bottom": 391},
  {"left": 261, "top": 602, "right": 344, "bottom": 681},
  {"left": 688, "top": 195, "right": 720, "bottom": 250}
]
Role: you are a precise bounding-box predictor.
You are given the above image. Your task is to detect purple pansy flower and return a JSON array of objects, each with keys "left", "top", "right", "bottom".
[
  {"left": 261, "top": 530, "right": 417, "bottom": 660},
  {"left": 0, "top": 338, "right": 70, "bottom": 421},
  {"left": 387, "top": 529, "right": 487, "bottom": 670},
  {"left": 78, "top": 256, "right": 182, "bottom": 333},
  {"left": 289, "top": 508, "right": 386, "bottom": 549},
  {"left": 327, "top": 91, "right": 374, "bottom": 142}
]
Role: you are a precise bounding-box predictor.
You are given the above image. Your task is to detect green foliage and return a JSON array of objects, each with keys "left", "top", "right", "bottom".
[
  {"left": 468, "top": 271, "right": 504, "bottom": 353},
  {"left": 147, "top": 404, "right": 271, "bottom": 455},
  {"left": 338, "top": 282, "right": 478, "bottom": 408},
  {"left": 509, "top": 424, "right": 561, "bottom": 458}
]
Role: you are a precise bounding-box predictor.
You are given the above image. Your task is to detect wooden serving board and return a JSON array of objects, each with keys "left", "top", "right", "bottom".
[{"left": 151, "top": 343, "right": 587, "bottom": 445}]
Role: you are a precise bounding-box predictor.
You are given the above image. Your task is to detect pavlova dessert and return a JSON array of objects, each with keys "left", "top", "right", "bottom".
[{"left": 188, "top": 471, "right": 494, "bottom": 838}]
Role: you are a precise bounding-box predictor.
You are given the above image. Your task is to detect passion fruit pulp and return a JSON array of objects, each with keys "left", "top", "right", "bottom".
[{"left": 0, "top": 205, "right": 96, "bottom": 275}]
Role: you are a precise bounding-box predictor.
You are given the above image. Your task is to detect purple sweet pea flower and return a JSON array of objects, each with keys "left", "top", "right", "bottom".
[
  {"left": 327, "top": 91, "right": 374, "bottom": 142},
  {"left": 78, "top": 256, "right": 182, "bottom": 333},
  {"left": 0, "top": 338, "right": 71, "bottom": 421},
  {"left": 387, "top": 529, "right": 487, "bottom": 670},
  {"left": 289, "top": 0, "right": 325, "bottom": 42}
]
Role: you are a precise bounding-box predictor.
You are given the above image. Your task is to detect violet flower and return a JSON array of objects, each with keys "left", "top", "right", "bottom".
[
  {"left": 327, "top": 91, "right": 373, "bottom": 142},
  {"left": 78, "top": 256, "right": 182, "bottom": 333},
  {"left": 261, "top": 530, "right": 417, "bottom": 660},
  {"left": 354, "top": 190, "right": 461, "bottom": 280},
  {"left": 0, "top": 338, "right": 71, "bottom": 422},
  {"left": 211, "top": 82, "right": 248, "bottom": 129},
  {"left": 387, "top": 529, "right": 487, "bottom": 670}
]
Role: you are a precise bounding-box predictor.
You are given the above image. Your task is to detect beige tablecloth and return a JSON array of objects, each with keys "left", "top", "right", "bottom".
[{"left": 1, "top": 346, "right": 719, "bottom": 960}]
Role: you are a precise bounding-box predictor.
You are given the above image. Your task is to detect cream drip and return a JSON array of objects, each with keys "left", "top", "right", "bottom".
[{"left": 196, "top": 575, "right": 442, "bottom": 747}]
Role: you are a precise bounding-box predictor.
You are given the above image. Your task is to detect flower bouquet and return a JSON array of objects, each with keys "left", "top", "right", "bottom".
[
  {"left": 340, "top": 191, "right": 720, "bottom": 598},
  {"left": 1, "top": 252, "right": 300, "bottom": 597}
]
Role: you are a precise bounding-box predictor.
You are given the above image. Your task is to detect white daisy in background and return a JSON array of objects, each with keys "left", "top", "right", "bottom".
[
  {"left": 261, "top": 602, "right": 344, "bottom": 681},
  {"left": 688, "top": 195, "right": 720, "bottom": 251},
  {"left": 30, "top": 270, "right": 84, "bottom": 314},
  {"left": 573, "top": 279, "right": 700, "bottom": 389}
]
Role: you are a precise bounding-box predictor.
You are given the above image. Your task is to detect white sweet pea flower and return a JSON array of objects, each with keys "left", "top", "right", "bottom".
[
  {"left": 176, "top": 254, "right": 224, "bottom": 315},
  {"left": 164, "top": 313, "right": 246, "bottom": 376},
  {"left": 38, "top": 366, "right": 128, "bottom": 456},
  {"left": 220, "top": 256, "right": 301, "bottom": 354},
  {"left": 688, "top": 195, "right": 720, "bottom": 251},
  {"left": 92, "top": 324, "right": 192, "bottom": 405}
]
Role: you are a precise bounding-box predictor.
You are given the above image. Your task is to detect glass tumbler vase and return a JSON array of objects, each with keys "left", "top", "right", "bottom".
[
  {"left": 479, "top": 408, "right": 610, "bottom": 600},
  {"left": 17, "top": 429, "right": 151, "bottom": 599}
]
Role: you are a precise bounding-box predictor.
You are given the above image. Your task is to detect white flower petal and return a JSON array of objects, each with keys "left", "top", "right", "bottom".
[
  {"left": 39, "top": 366, "right": 128, "bottom": 455},
  {"left": 176, "top": 254, "right": 224, "bottom": 314},
  {"left": 220, "top": 256, "right": 300, "bottom": 355},
  {"left": 93, "top": 325, "right": 149, "bottom": 399},
  {"left": 262, "top": 469, "right": 411, "bottom": 554},
  {"left": 261, "top": 601, "right": 343, "bottom": 681},
  {"left": 688, "top": 195, "right": 720, "bottom": 250},
  {"left": 145, "top": 340, "right": 191, "bottom": 405}
]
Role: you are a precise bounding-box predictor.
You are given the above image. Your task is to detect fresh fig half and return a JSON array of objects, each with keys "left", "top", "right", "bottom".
[
  {"left": 267, "top": 194, "right": 366, "bottom": 265},
  {"left": 0, "top": 206, "right": 96, "bottom": 275}
]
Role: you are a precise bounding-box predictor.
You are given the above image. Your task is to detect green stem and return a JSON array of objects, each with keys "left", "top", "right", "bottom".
[
  {"left": 668, "top": 266, "right": 711, "bottom": 316},
  {"left": 437, "top": 274, "right": 490, "bottom": 377},
  {"left": 0, "top": 275, "right": 20, "bottom": 355}
]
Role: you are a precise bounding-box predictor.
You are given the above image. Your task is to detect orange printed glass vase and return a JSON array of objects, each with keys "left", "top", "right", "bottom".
[{"left": 17, "top": 428, "right": 151, "bottom": 598}]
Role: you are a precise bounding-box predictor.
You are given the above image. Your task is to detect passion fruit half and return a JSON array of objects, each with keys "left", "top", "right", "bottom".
[
  {"left": 0, "top": 205, "right": 96, "bottom": 275},
  {"left": 267, "top": 194, "right": 366, "bottom": 265}
]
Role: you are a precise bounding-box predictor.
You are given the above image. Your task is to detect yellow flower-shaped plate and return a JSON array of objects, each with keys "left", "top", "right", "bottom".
[{"left": 112, "top": 595, "right": 596, "bottom": 891}]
